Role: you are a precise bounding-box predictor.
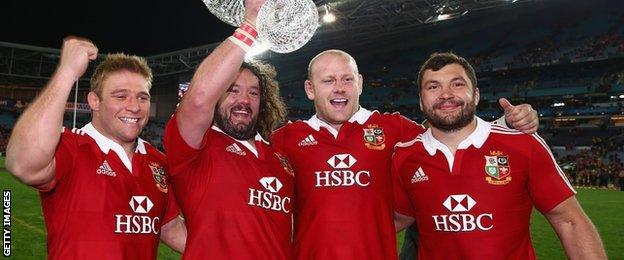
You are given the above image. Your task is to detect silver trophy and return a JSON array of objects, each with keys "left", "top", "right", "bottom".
[
  {"left": 202, "top": 0, "right": 319, "bottom": 53},
  {"left": 202, "top": 0, "right": 245, "bottom": 27},
  {"left": 257, "top": 0, "right": 319, "bottom": 53}
]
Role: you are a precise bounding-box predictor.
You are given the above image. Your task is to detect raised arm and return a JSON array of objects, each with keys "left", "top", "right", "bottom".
[
  {"left": 175, "top": 0, "right": 265, "bottom": 148},
  {"left": 6, "top": 37, "right": 97, "bottom": 186}
]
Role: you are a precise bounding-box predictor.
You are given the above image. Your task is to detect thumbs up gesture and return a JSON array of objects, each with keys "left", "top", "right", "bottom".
[{"left": 499, "top": 98, "right": 539, "bottom": 134}]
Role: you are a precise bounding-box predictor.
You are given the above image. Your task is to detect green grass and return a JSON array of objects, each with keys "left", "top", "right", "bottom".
[{"left": 1, "top": 158, "right": 623, "bottom": 259}]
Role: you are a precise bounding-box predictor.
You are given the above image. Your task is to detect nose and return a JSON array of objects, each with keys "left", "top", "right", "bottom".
[
  {"left": 126, "top": 97, "right": 141, "bottom": 112},
  {"left": 334, "top": 82, "right": 346, "bottom": 93},
  {"left": 238, "top": 92, "right": 252, "bottom": 105},
  {"left": 439, "top": 85, "right": 455, "bottom": 99}
]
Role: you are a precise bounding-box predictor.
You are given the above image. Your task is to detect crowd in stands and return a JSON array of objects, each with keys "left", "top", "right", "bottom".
[{"left": 557, "top": 137, "right": 624, "bottom": 191}]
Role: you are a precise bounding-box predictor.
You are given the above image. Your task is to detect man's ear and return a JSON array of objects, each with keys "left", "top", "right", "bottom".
[
  {"left": 304, "top": 80, "right": 315, "bottom": 101},
  {"left": 473, "top": 87, "right": 480, "bottom": 106},
  {"left": 87, "top": 91, "right": 100, "bottom": 111}
]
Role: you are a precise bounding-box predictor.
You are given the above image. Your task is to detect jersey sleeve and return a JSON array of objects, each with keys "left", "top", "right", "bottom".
[
  {"left": 392, "top": 150, "right": 416, "bottom": 217},
  {"left": 40, "top": 128, "right": 77, "bottom": 192},
  {"left": 270, "top": 124, "right": 288, "bottom": 153},
  {"left": 163, "top": 114, "right": 211, "bottom": 177},
  {"left": 527, "top": 134, "right": 576, "bottom": 213},
  {"left": 162, "top": 186, "right": 182, "bottom": 225},
  {"left": 398, "top": 115, "right": 426, "bottom": 143}
]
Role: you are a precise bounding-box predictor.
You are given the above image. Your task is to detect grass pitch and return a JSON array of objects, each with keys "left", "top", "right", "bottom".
[{"left": 1, "top": 160, "right": 622, "bottom": 259}]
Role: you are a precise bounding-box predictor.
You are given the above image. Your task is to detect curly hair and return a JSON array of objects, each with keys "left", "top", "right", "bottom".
[{"left": 241, "top": 60, "right": 287, "bottom": 141}]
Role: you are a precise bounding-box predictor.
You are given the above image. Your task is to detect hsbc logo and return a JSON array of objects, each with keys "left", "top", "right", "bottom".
[
  {"left": 248, "top": 177, "right": 291, "bottom": 213},
  {"left": 259, "top": 177, "right": 283, "bottom": 193},
  {"left": 327, "top": 154, "right": 357, "bottom": 169},
  {"left": 432, "top": 194, "right": 493, "bottom": 232},
  {"left": 129, "top": 196, "right": 154, "bottom": 214},
  {"left": 443, "top": 194, "right": 476, "bottom": 212},
  {"left": 115, "top": 196, "right": 160, "bottom": 234},
  {"left": 315, "top": 154, "right": 370, "bottom": 188}
]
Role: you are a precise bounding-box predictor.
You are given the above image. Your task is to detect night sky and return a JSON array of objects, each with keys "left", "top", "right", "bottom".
[{"left": 3, "top": 0, "right": 234, "bottom": 56}]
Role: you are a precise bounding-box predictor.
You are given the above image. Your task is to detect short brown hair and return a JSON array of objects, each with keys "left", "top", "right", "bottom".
[
  {"left": 241, "top": 61, "right": 287, "bottom": 141},
  {"left": 417, "top": 52, "right": 477, "bottom": 93},
  {"left": 90, "top": 53, "right": 153, "bottom": 96}
]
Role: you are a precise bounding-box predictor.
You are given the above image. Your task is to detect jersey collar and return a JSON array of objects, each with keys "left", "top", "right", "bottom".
[
  {"left": 421, "top": 116, "right": 491, "bottom": 156},
  {"left": 305, "top": 107, "right": 373, "bottom": 137},
  {"left": 81, "top": 122, "right": 147, "bottom": 172},
  {"left": 211, "top": 125, "right": 267, "bottom": 158}
]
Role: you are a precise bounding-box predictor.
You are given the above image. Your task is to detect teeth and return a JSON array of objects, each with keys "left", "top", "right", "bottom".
[
  {"left": 330, "top": 98, "right": 347, "bottom": 103},
  {"left": 233, "top": 110, "right": 249, "bottom": 115},
  {"left": 120, "top": 117, "right": 139, "bottom": 123}
]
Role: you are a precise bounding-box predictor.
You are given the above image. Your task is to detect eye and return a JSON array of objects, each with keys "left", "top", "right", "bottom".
[
  {"left": 453, "top": 82, "right": 466, "bottom": 87},
  {"left": 138, "top": 95, "right": 151, "bottom": 101},
  {"left": 227, "top": 87, "right": 240, "bottom": 94},
  {"left": 323, "top": 79, "right": 335, "bottom": 84},
  {"left": 425, "top": 84, "right": 438, "bottom": 90},
  {"left": 250, "top": 90, "right": 260, "bottom": 96}
]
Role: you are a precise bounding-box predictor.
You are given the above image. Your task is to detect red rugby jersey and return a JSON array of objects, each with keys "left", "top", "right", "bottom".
[
  {"left": 393, "top": 117, "right": 575, "bottom": 260},
  {"left": 271, "top": 108, "right": 424, "bottom": 260},
  {"left": 163, "top": 115, "right": 294, "bottom": 260},
  {"left": 42, "top": 123, "right": 179, "bottom": 260}
]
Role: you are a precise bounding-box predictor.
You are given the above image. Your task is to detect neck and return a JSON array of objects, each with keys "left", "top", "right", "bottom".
[
  {"left": 245, "top": 138, "right": 257, "bottom": 149},
  {"left": 430, "top": 117, "right": 477, "bottom": 155},
  {"left": 91, "top": 120, "right": 137, "bottom": 159}
]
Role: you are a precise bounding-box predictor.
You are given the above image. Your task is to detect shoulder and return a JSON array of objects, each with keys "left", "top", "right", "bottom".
[
  {"left": 143, "top": 141, "right": 166, "bottom": 161},
  {"left": 374, "top": 111, "right": 424, "bottom": 130},
  {"left": 272, "top": 120, "right": 311, "bottom": 141},
  {"left": 62, "top": 127, "right": 87, "bottom": 137},
  {"left": 60, "top": 127, "right": 94, "bottom": 148},
  {"left": 489, "top": 124, "right": 550, "bottom": 150},
  {"left": 394, "top": 134, "right": 425, "bottom": 152}
]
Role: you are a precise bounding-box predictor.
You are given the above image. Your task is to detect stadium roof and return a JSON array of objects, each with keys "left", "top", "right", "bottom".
[
  {"left": 4, "top": 0, "right": 535, "bottom": 56},
  {"left": 3, "top": 0, "right": 541, "bottom": 81}
]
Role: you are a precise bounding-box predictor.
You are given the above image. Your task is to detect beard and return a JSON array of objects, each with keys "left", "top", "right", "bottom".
[
  {"left": 214, "top": 104, "right": 258, "bottom": 140},
  {"left": 423, "top": 98, "right": 476, "bottom": 132}
]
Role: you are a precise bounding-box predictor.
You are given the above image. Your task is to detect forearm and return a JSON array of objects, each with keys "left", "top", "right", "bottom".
[
  {"left": 160, "top": 216, "right": 187, "bottom": 253},
  {"left": 551, "top": 217, "right": 606, "bottom": 259},
  {"left": 546, "top": 198, "right": 606, "bottom": 259},
  {"left": 6, "top": 70, "right": 76, "bottom": 183}
]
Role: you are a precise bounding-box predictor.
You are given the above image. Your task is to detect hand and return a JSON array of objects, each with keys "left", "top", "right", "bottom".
[
  {"left": 57, "top": 36, "right": 98, "bottom": 81},
  {"left": 243, "top": 0, "right": 267, "bottom": 26},
  {"left": 499, "top": 98, "right": 539, "bottom": 134}
]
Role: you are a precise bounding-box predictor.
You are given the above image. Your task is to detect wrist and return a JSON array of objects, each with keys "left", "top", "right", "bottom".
[
  {"left": 53, "top": 67, "right": 80, "bottom": 85},
  {"left": 228, "top": 22, "right": 258, "bottom": 52}
]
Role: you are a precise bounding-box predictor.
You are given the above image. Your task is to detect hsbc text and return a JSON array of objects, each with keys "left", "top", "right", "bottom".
[
  {"left": 432, "top": 213, "right": 493, "bottom": 232},
  {"left": 114, "top": 215, "right": 160, "bottom": 234},
  {"left": 315, "top": 170, "right": 371, "bottom": 187},
  {"left": 248, "top": 189, "right": 291, "bottom": 213}
]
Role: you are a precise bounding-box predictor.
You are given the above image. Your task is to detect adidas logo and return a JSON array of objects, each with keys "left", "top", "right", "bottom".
[
  {"left": 226, "top": 143, "right": 246, "bottom": 156},
  {"left": 411, "top": 167, "right": 428, "bottom": 183},
  {"left": 298, "top": 134, "right": 318, "bottom": 146},
  {"left": 96, "top": 160, "right": 116, "bottom": 177}
]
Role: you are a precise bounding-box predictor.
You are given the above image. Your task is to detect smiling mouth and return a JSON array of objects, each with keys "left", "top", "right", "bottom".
[
  {"left": 434, "top": 101, "right": 463, "bottom": 110},
  {"left": 330, "top": 98, "right": 348, "bottom": 106},
  {"left": 119, "top": 117, "right": 139, "bottom": 124},
  {"left": 230, "top": 105, "right": 252, "bottom": 119}
]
